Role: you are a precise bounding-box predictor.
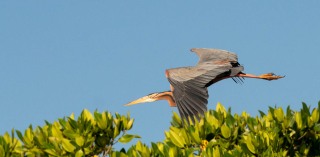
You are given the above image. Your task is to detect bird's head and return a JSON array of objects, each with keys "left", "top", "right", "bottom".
[{"left": 124, "top": 92, "right": 161, "bottom": 106}]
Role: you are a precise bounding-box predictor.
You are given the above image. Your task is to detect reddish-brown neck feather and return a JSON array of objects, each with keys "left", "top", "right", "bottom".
[{"left": 157, "top": 91, "right": 176, "bottom": 107}]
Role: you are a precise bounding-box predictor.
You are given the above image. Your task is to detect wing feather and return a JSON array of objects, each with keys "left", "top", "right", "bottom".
[
  {"left": 167, "top": 48, "right": 243, "bottom": 122},
  {"left": 191, "top": 48, "right": 238, "bottom": 64}
]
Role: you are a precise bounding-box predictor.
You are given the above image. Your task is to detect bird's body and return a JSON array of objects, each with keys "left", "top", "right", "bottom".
[
  {"left": 125, "top": 48, "right": 284, "bottom": 122},
  {"left": 165, "top": 49, "right": 244, "bottom": 120}
]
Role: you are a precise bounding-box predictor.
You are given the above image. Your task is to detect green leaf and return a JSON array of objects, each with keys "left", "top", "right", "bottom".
[
  {"left": 23, "top": 128, "right": 33, "bottom": 146},
  {"left": 169, "top": 147, "right": 177, "bottom": 157},
  {"left": 114, "top": 151, "right": 128, "bottom": 157},
  {"left": 121, "top": 115, "right": 128, "bottom": 131},
  {"left": 286, "top": 106, "right": 293, "bottom": 118},
  {"left": 206, "top": 113, "right": 219, "bottom": 129},
  {"left": 126, "top": 119, "right": 134, "bottom": 130},
  {"left": 135, "top": 141, "right": 150, "bottom": 156},
  {"left": 58, "top": 118, "right": 67, "bottom": 128},
  {"left": 75, "top": 150, "right": 84, "bottom": 157},
  {"left": 151, "top": 142, "right": 164, "bottom": 156},
  {"left": 113, "top": 126, "right": 120, "bottom": 138},
  {"left": 96, "top": 112, "right": 108, "bottom": 130},
  {"left": 246, "top": 137, "right": 256, "bottom": 154},
  {"left": 168, "top": 130, "right": 185, "bottom": 148},
  {"left": 114, "top": 119, "right": 121, "bottom": 130},
  {"left": 52, "top": 122, "right": 63, "bottom": 139},
  {"left": 16, "top": 130, "right": 23, "bottom": 141},
  {"left": 171, "top": 112, "right": 182, "bottom": 127},
  {"left": 274, "top": 108, "right": 284, "bottom": 122},
  {"left": 216, "top": 102, "right": 227, "bottom": 117},
  {"left": 302, "top": 102, "right": 310, "bottom": 116},
  {"left": 82, "top": 109, "right": 95, "bottom": 122},
  {"left": 214, "top": 147, "right": 221, "bottom": 157},
  {"left": 63, "top": 130, "right": 78, "bottom": 139},
  {"left": 62, "top": 139, "right": 76, "bottom": 153},
  {"left": 44, "top": 149, "right": 58, "bottom": 156},
  {"left": 295, "top": 112, "right": 302, "bottom": 129},
  {"left": 112, "top": 151, "right": 128, "bottom": 157},
  {"left": 75, "top": 136, "right": 85, "bottom": 147},
  {"left": 69, "top": 113, "right": 75, "bottom": 120},
  {"left": 0, "top": 146, "right": 4, "bottom": 157},
  {"left": 311, "top": 109, "right": 319, "bottom": 122},
  {"left": 258, "top": 110, "right": 265, "bottom": 117},
  {"left": 221, "top": 125, "right": 231, "bottom": 138},
  {"left": 189, "top": 127, "right": 201, "bottom": 143},
  {"left": 118, "top": 134, "right": 140, "bottom": 144},
  {"left": 314, "top": 124, "right": 320, "bottom": 131}
]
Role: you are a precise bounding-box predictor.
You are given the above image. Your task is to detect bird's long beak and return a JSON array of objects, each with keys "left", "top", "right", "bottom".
[{"left": 124, "top": 95, "right": 153, "bottom": 106}]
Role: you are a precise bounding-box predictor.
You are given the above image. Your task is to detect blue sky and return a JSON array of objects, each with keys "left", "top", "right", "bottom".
[{"left": 1, "top": 1, "right": 320, "bottom": 147}]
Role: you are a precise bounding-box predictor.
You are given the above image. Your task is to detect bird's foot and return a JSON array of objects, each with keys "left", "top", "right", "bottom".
[{"left": 259, "top": 73, "right": 285, "bottom": 80}]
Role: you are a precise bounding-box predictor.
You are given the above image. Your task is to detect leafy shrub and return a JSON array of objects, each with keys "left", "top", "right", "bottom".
[
  {"left": 0, "top": 110, "right": 139, "bottom": 157},
  {"left": 1, "top": 102, "right": 320, "bottom": 156},
  {"left": 114, "top": 102, "right": 320, "bottom": 157}
]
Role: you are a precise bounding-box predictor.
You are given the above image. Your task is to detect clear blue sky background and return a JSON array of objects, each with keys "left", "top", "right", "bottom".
[{"left": 1, "top": 1, "right": 320, "bottom": 147}]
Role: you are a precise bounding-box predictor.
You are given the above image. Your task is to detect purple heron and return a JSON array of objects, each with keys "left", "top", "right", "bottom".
[{"left": 125, "top": 48, "right": 284, "bottom": 121}]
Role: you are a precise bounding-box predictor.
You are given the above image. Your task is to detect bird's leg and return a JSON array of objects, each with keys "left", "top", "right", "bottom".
[{"left": 236, "top": 73, "right": 284, "bottom": 80}]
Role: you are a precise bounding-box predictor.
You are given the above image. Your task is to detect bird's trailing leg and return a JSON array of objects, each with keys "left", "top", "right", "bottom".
[{"left": 236, "top": 73, "right": 284, "bottom": 80}]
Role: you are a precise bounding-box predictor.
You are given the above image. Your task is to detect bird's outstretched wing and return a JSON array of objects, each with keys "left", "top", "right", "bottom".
[
  {"left": 166, "top": 48, "right": 243, "bottom": 121},
  {"left": 191, "top": 48, "right": 238, "bottom": 64}
]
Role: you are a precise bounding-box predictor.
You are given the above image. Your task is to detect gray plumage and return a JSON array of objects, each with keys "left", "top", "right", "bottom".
[
  {"left": 166, "top": 48, "right": 244, "bottom": 121},
  {"left": 124, "top": 48, "right": 284, "bottom": 124}
]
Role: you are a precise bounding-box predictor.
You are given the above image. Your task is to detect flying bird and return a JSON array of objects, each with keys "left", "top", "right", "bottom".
[{"left": 124, "top": 48, "right": 284, "bottom": 122}]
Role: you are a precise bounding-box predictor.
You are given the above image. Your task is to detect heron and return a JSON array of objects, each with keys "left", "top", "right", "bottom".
[{"left": 124, "top": 48, "right": 284, "bottom": 122}]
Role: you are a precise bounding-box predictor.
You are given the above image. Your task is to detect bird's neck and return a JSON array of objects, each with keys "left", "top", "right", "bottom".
[{"left": 157, "top": 91, "right": 176, "bottom": 107}]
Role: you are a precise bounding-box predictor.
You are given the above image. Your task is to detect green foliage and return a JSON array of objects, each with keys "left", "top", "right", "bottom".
[
  {"left": 0, "top": 109, "right": 139, "bottom": 156},
  {"left": 1, "top": 102, "right": 320, "bottom": 156},
  {"left": 112, "top": 102, "right": 320, "bottom": 157}
]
